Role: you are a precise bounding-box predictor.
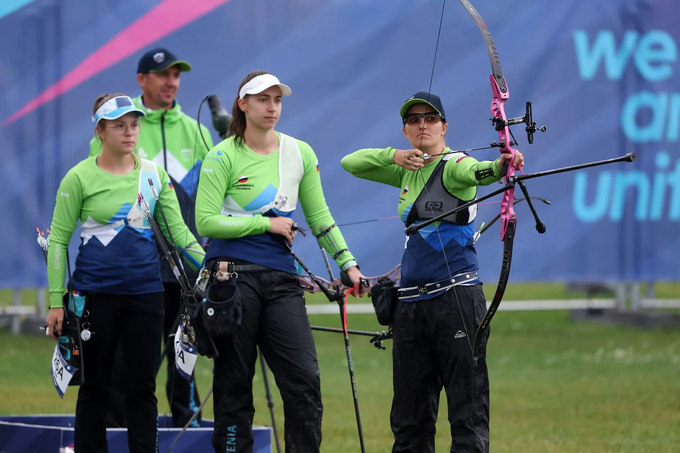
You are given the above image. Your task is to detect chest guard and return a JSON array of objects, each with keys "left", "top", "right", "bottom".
[
  {"left": 220, "top": 133, "right": 304, "bottom": 217},
  {"left": 123, "top": 158, "right": 160, "bottom": 229},
  {"left": 405, "top": 153, "right": 478, "bottom": 227}
]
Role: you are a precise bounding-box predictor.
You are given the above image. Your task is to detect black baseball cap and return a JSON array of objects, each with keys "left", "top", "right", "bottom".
[
  {"left": 137, "top": 47, "right": 192, "bottom": 74},
  {"left": 399, "top": 91, "right": 446, "bottom": 122}
]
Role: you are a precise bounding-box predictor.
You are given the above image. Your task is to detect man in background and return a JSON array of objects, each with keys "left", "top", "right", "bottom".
[{"left": 90, "top": 47, "right": 214, "bottom": 428}]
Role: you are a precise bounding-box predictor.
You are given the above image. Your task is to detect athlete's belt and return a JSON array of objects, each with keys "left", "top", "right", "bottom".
[
  {"left": 226, "top": 263, "right": 271, "bottom": 273},
  {"left": 397, "top": 270, "right": 479, "bottom": 300},
  {"left": 207, "top": 259, "right": 272, "bottom": 276}
]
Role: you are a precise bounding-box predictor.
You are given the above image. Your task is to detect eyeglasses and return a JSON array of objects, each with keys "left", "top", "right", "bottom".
[
  {"left": 403, "top": 112, "right": 443, "bottom": 125},
  {"left": 107, "top": 123, "right": 141, "bottom": 134}
]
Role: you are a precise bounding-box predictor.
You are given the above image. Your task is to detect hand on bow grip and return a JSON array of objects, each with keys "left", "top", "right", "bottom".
[
  {"left": 270, "top": 218, "right": 306, "bottom": 245},
  {"left": 341, "top": 267, "right": 369, "bottom": 298},
  {"left": 298, "top": 265, "right": 401, "bottom": 297},
  {"left": 499, "top": 149, "right": 525, "bottom": 171}
]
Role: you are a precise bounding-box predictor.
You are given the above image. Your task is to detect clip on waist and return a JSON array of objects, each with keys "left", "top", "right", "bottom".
[
  {"left": 210, "top": 260, "right": 272, "bottom": 281},
  {"left": 398, "top": 270, "right": 479, "bottom": 300}
]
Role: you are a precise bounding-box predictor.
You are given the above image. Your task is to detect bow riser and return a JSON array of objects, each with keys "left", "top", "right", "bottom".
[
  {"left": 298, "top": 265, "right": 401, "bottom": 296},
  {"left": 499, "top": 188, "right": 517, "bottom": 241},
  {"left": 490, "top": 74, "right": 517, "bottom": 241}
]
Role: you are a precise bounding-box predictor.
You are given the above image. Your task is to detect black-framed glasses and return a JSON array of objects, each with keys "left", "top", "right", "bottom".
[{"left": 403, "top": 112, "right": 443, "bottom": 125}]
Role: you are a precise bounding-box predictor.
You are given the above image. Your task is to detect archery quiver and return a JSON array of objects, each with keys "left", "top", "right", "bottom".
[
  {"left": 190, "top": 261, "right": 243, "bottom": 351},
  {"left": 370, "top": 276, "right": 398, "bottom": 326},
  {"left": 199, "top": 277, "right": 242, "bottom": 338}
]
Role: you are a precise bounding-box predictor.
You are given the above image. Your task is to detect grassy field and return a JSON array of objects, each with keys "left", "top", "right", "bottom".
[
  {"left": 1, "top": 285, "right": 680, "bottom": 452},
  {"left": 2, "top": 281, "right": 680, "bottom": 307}
]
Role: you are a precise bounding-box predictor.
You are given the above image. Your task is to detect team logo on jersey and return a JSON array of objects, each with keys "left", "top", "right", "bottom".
[
  {"left": 402, "top": 185, "right": 409, "bottom": 195},
  {"left": 238, "top": 175, "right": 249, "bottom": 183}
]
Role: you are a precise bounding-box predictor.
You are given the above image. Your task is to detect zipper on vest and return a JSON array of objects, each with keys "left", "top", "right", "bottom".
[{"left": 161, "top": 111, "right": 167, "bottom": 170}]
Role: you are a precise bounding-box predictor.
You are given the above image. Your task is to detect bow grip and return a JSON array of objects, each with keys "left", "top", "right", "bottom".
[{"left": 340, "top": 270, "right": 369, "bottom": 290}]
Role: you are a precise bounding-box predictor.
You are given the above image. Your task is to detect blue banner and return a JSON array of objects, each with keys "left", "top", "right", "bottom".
[{"left": 1, "top": 0, "right": 677, "bottom": 288}]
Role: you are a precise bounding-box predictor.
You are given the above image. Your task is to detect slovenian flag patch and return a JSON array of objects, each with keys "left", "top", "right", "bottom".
[
  {"left": 316, "top": 160, "right": 320, "bottom": 172},
  {"left": 455, "top": 156, "right": 470, "bottom": 163},
  {"left": 238, "top": 175, "right": 248, "bottom": 183}
]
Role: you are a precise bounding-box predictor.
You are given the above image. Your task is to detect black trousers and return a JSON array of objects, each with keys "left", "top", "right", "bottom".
[
  {"left": 211, "top": 269, "right": 323, "bottom": 453},
  {"left": 74, "top": 292, "right": 164, "bottom": 453},
  {"left": 106, "top": 284, "right": 202, "bottom": 429},
  {"left": 390, "top": 285, "right": 490, "bottom": 453}
]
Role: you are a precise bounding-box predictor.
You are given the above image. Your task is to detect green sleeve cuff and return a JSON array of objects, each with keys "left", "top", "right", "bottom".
[
  {"left": 493, "top": 159, "right": 502, "bottom": 176},
  {"left": 335, "top": 251, "right": 356, "bottom": 270},
  {"left": 49, "top": 292, "right": 64, "bottom": 308},
  {"left": 385, "top": 147, "right": 397, "bottom": 164},
  {"left": 341, "top": 260, "right": 358, "bottom": 272}
]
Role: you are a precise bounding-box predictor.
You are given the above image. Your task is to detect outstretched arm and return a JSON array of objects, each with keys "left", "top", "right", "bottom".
[{"left": 341, "top": 147, "right": 405, "bottom": 188}]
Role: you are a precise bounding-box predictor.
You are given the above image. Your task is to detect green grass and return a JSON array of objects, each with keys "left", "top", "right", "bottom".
[
  {"left": 2, "top": 303, "right": 680, "bottom": 452},
  {"left": 3, "top": 281, "right": 680, "bottom": 309}
]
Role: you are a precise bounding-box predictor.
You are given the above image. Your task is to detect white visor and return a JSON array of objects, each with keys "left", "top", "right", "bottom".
[
  {"left": 239, "top": 74, "right": 292, "bottom": 99},
  {"left": 92, "top": 95, "right": 145, "bottom": 124}
]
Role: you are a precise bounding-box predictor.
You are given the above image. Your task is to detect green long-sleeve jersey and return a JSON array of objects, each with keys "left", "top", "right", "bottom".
[
  {"left": 47, "top": 156, "right": 204, "bottom": 308},
  {"left": 89, "top": 95, "right": 213, "bottom": 283},
  {"left": 341, "top": 147, "right": 503, "bottom": 298},
  {"left": 196, "top": 133, "right": 356, "bottom": 273}
]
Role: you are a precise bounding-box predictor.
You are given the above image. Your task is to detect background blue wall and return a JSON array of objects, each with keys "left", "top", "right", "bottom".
[{"left": 1, "top": 0, "right": 677, "bottom": 288}]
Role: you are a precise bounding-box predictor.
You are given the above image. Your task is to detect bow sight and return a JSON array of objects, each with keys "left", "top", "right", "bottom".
[{"left": 491, "top": 102, "right": 546, "bottom": 144}]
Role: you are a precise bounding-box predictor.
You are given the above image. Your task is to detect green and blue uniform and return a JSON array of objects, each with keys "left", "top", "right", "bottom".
[
  {"left": 196, "top": 131, "right": 356, "bottom": 453},
  {"left": 342, "top": 146, "right": 504, "bottom": 453},
  {"left": 90, "top": 96, "right": 213, "bottom": 282},
  {"left": 47, "top": 153, "right": 205, "bottom": 452},
  {"left": 341, "top": 147, "right": 503, "bottom": 299},
  {"left": 196, "top": 132, "right": 356, "bottom": 273},
  {"left": 47, "top": 155, "right": 203, "bottom": 308},
  {"left": 90, "top": 95, "right": 212, "bottom": 429}
]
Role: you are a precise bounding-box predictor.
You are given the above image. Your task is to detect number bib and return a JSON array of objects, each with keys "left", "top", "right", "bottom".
[
  {"left": 51, "top": 341, "right": 77, "bottom": 398},
  {"left": 174, "top": 324, "right": 198, "bottom": 380}
]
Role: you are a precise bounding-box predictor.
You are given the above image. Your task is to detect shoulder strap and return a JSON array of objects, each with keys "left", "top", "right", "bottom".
[{"left": 276, "top": 133, "right": 304, "bottom": 213}]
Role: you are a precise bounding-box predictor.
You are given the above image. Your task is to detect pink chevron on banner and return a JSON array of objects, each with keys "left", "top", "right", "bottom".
[{"left": 3, "top": 0, "right": 231, "bottom": 125}]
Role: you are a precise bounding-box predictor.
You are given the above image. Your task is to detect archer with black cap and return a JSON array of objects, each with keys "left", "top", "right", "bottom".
[
  {"left": 89, "top": 47, "right": 214, "bottom": 429},
  {"left": 341, "top": 91, "right": 524, "bottom": 452}
]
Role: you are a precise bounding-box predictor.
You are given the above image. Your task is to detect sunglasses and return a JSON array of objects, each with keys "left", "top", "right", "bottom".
[{"left": 403, "top": 112, "right": 443, "bottom": 125}]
